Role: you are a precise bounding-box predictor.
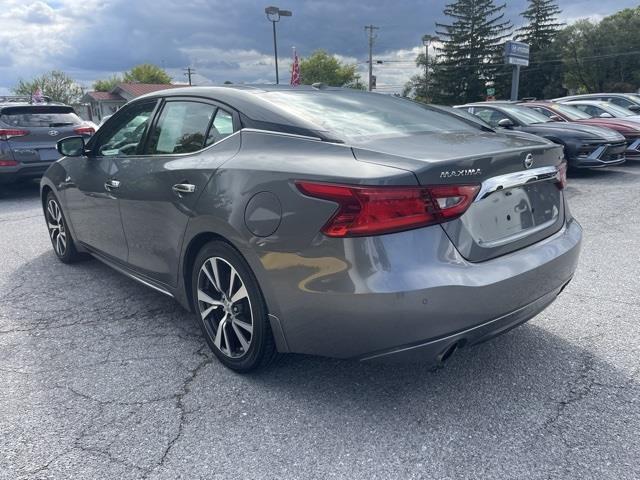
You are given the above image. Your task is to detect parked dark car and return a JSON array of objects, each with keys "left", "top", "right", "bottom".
[
  {"left": 0, "top": 97, "right": 94, "bottom": 185},
  {"left": 41, "top": 86, "right": 581, "bottom": 372},
  {"left": 520, "top": 101, "right": 640, "bottom": 160},
  {"left": 552, "top": 93, "right": 640, "bottom": 112},
  {"left": 457, "top": 102, "right": 627, "bottom": 168}
]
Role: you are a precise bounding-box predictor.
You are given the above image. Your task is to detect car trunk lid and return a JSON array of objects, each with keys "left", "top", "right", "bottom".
[{"left": 351, "top": 131, "right": 566, "bottom": 262}]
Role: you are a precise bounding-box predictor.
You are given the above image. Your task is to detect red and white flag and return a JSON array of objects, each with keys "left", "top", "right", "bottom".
[{"left": 290, "top": 48, "right": 300, "bottom": 87}]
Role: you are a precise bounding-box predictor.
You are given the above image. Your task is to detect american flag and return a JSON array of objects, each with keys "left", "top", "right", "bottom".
[{"left": 290, "top": 48, "right": 300, "bottom": 87}]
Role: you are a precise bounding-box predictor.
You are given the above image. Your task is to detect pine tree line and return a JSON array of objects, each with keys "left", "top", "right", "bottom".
[{"left": 404, "top": 0, "right": 640, "bottom": 105}]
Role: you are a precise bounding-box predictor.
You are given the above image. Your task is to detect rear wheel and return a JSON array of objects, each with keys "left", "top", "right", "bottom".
[
  {"left": 191, "top": 241, "right": 276, "bottom": 372},
  {"left": 45, "top": 191, "right": 83, "bottom": 263}
]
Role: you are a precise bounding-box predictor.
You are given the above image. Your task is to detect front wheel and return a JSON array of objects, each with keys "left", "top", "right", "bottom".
[
  {"left": 44, "top": 192, "right": 83, "bottom": 263},
  {"left": 191, "top": 241, "right": 277, "bottom": 372}
]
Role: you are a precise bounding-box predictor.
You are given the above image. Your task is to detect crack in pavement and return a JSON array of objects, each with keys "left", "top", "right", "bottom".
[{"left": 143, "top": 345, "right": 213, "bottom": 479}]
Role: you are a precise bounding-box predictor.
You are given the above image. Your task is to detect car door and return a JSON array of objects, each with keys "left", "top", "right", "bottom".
[
  {"left": 63, "top": 100, "right": 158, "bottom": 261},
  {"left": 113, "top": 98, "right": 241, "bottom": 287}
]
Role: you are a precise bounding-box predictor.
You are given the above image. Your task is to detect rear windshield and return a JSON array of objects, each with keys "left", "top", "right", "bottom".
[
  {"left": 260, "top": 91, "right": 479, "bottom": 141},
  {"left": 0, "top": 106, "right": 82, "bottom": 128}
]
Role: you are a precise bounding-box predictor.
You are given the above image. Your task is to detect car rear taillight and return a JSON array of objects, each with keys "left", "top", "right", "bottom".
[
  {"left": 74, "top": 126, "right": 95, "bottom": 136},
  {"left": 296, "top": 181, "right": 480, "bottom": 237},
  {"left": 0, "top": 129, "right": 29, "bottom": 140},
  {"left": 0, "top": 160, "right": 18, "bottom": 167},
  {"left": 555, "top": 161, "right": 568, "bottom": 189}
]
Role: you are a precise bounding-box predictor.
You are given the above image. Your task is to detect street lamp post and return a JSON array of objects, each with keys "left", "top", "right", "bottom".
[
  {"left": 265, "top": 6, "right": 292, "bottom": 85},
  {"left": 422, "top": 34, "right": 439, "bottom": 101}
]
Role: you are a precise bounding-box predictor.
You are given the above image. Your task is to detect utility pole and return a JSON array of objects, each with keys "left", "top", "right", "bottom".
[
  {"left": 421, "top": 35, "right": 439, "bottom": 102},
  {"left": 183, "top": 67, "right": 196, "bottom": 86},
  {"left": 365, "top": 25, "right": 379, "bottom": 91}
]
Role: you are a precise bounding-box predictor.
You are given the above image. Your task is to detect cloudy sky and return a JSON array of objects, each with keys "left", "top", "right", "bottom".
[{"left": 0, "top": 0, "right": 636, "bottom": 95}]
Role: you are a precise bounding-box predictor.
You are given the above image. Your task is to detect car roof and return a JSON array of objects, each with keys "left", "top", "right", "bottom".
[
  {"left": 131, "top": 85, "right": 379, "bottom": 138},
  {"left": 563, "top": 100, "right": 614, "bottom": 106},
  {"left": 554, "top": 93, "right": 639, "bottom": 101}
]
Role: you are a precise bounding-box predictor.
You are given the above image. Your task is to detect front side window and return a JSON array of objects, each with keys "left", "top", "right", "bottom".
[
  {"left": 548, "top": 104, "right": 591, "bottom": 120},
  {"left": 147, "top": 101, "right": 216, "bottom": 154},
  {"left": 472, "top": 107, "right": 510, "bottom": 127},
  {"left": 531, "top": 107, "right": 555, "bottom": 118},
  {"left": 96, "top": 101, "right": 156, "bottom": 156},
  {"left": 495, "top": 105, "right": 550, "bottom": 126},
  {"left": 604, "top": 96, "right": 635, "bottom": 108}
]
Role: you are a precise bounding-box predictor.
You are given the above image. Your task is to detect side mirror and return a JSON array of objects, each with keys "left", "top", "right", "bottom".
[
  {"left": 628, "top": 105, "right": 640, "bottom": 113},
  {"left": 599, "top": 112, "right": 613, "bottom": 118},
  {"left": 57, "top": 136, "right": 86, "bottom": 157},
  {"left": 497, "top": 118, "right": 515, "bottom": 129}
]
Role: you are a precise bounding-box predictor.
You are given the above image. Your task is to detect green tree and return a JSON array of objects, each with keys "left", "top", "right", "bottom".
[
  {"left": 93, "top": 75, "right": 122, "bottom": 92},
  {"left": 13, "top": 70, "right": 84, "bottom": 104},
  {"left": 299, "top": 50, "right": 362, "bottom": 88},
  {"left": 123, "top": 64, "right": 172, "bottom": 84},
  {"left": 516, "top": 0, "right": 565, "bottom": 98},
  {"left": 433, "top": 0, "right": 512, "bottom": 104}
]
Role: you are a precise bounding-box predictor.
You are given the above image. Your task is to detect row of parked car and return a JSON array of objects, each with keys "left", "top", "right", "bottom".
[
  {"left": 454, "top": 92, "right": 640, "bottom": 169},
  {"left": 2, "top": 91, "right": 640, "bottom": 187}
]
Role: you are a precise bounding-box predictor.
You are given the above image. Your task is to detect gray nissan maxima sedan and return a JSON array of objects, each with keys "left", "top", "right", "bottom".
[{"left": 41, "top": 85, "right": 582, "bottom": 372}]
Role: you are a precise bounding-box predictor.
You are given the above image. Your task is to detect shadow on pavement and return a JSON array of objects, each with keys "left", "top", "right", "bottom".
[{"left": 0, "top": 179, "right": 40, "bottom": 200}]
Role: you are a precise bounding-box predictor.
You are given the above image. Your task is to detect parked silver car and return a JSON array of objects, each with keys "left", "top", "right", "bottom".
[{"left": 41, "top": 86, "right": 582, "bottom": 372}]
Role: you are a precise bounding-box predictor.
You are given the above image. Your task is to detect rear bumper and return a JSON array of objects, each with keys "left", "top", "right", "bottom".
[
  {"left": 259, "top": 217, "right": 582, "bottom": 361},
  {"left": 0, "top": 162, "right": 52, "bottom": 184},
  {"left": 360, "top": 277, "right": 570, "bottom": 363}
]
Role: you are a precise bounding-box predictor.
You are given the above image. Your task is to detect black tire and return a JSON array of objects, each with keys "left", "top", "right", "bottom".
[
  {"left": 44, "top": 191, "right": 84, "bottom": 263},
  {"left": 191, "top": 240, "right": 277, "bottom": 372}
]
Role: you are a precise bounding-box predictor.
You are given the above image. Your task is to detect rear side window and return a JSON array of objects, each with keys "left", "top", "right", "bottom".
[
  {"left": 205, "top": 109, "right": 234, "bottom": 146},
  {"left": 0, "top": 106, "right": 82, "bottom": 127},
  {"left": 147, "top": 101, "right": 216, "bottom": 154}
]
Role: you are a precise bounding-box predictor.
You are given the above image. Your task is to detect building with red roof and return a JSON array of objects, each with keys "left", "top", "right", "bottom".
[{"left": 82, "top": 83, "right": 185, "bottom": 123}]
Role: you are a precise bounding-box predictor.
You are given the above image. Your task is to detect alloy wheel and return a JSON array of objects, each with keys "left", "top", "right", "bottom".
[
  {"left": 197, "top": 256, "right": 254, "bottom": 358},
  {"left": 46, "top": 199, "right": 67, "bottom": 257}
]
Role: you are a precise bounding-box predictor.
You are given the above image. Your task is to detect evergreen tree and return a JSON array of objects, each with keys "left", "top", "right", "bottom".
[
  {"left": 433, "top": 0, "right": 512, "bottom": 104},
  {"left": 516, "top": 0, "right": 565, "bottom": 98}
]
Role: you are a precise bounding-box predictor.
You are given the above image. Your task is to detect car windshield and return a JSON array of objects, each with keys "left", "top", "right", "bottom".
[
  {"left": 547, "top": 103, "right": 592, "bottom": 120},
  {"left": 497, "top": 105, "right": 552, "bottom": 125},
  {"left": 261, "top": 90, "right": 479, "bottom": 141},
  {"left": 600, "top": 103, "right": 636, "bottom": 117},
  {"left": 0, "top": 106, "right": 82, "bottom": 127}
]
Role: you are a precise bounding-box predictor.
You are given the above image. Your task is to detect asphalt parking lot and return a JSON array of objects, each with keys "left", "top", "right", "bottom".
[{"left": 1, "top": 165, "right": 639, "bottom": 480}]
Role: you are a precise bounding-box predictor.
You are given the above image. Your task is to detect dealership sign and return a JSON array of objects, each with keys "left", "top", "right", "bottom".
[{"left": 504, "top": 41, "right": 530, "bottom": 67}]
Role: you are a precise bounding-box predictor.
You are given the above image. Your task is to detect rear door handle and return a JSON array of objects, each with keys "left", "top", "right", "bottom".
[
  {"left": 104, "top": 179, "right": 120, "bottom": 191},
  {"left": 172, "top": 183, "right": 196, "bottom": 195}
]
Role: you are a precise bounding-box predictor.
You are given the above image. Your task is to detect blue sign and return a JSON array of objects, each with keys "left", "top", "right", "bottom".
[{"left": 504, "top": 41, "right": 530, "bottom": 66}]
